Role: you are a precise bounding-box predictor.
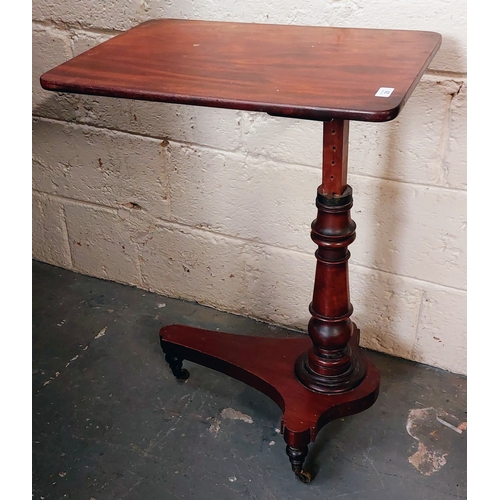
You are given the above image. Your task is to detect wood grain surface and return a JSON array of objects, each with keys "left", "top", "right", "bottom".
[{"left": 40, "top": 19, "right": 441, "bottom": 122}]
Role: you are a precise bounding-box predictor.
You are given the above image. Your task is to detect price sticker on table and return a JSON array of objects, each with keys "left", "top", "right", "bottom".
[{"left": 375, "top": 87, "right": 395, "bottom": 97}]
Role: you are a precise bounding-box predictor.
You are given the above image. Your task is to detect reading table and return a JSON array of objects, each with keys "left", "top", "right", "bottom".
[{"left": 40, "top": 19, "right": 441, "bottom": 482}]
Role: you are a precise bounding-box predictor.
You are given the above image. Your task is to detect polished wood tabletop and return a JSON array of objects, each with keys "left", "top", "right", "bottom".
[{"left": 40, "top": 19, "right": 441, "bottom": 122}]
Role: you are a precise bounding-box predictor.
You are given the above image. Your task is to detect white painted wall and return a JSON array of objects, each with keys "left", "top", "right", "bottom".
[{"left": 32, "top": 1, "right": 467, "bottom": 374}]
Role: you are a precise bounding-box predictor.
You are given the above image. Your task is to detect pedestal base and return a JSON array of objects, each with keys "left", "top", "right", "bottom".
[{"left": 159, "top": 324, "right": 380, "bottom": 482}]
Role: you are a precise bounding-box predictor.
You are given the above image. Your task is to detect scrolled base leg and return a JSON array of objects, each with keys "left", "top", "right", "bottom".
[
  {"left": 166, "top": 355, "right": 190, "bottom": 380},
  {"left": 159, "top": 325, "right": 380, "bottom": 482},
  {"left": 160, "top": 338, "right": 190, "bottom": 380}
]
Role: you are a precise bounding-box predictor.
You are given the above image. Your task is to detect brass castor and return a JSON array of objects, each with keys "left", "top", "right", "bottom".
[
  {"left": 296, "top": 470, "right": 312, "bottom": 484},
  {"left": 286, "top": 445, "right": 312, "bottom": 483}
]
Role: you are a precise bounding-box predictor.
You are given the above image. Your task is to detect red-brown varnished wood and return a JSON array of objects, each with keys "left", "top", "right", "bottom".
[
  {"left": 294, "top": 121, "right": 361, "bottom": 394},
  {"left": 321, "top": 120, "right": 349, "bottom": 196},
  {"left": 40, "top": 19, "right": 441, "bottom": 122},
  {"left": 159, "top": 325, "right": 379, "bottom": 447},
  {"left": 39, "top": 19, "right": 442, "bottom": 481}
]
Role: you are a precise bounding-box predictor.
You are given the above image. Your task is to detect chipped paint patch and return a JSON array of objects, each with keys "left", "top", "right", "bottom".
[
  {"left": 39, "top": 330, "right": 108, "bottom": 390},
  {"left": 208, "top": 418, "right": 221, "bottom": 436},
  {"left": 406, "top": 407, "right": 465, "bottom": 476},
  {"left": 207, "top": 408, "right": 253, "bottom": 437},
  {"left": 221, "top": 407, "right": 253, "bottom": 424},
  {"left": 64, "top": 354, "right": 79, "bottom": 368},
  {"left": 94, "top": 326, "right": 107, "bottom": 339},
  {"left": 408, "top": 442, "right": 448, "bottom": 476},
  {"left": 42, "top": 371, "right": 61, "bottom": 386}
]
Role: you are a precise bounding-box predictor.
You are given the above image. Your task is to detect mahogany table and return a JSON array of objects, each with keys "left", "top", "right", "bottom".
[{"left": 40, "top": 19, "right": 441, "bottom": 482}]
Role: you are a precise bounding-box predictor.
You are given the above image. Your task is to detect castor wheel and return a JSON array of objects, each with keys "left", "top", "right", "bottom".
[
  {"left": 163, "top": 351, "right": 190, "bottom": 381},
  {"left": 296, "top": 470, "right": 312, "bottom": 484},
  {"left": 173, "top": 367, "right": 190, "bottom": 380},
  {"left": 286, "top": 445, "right": 312, "bottom": 483}
]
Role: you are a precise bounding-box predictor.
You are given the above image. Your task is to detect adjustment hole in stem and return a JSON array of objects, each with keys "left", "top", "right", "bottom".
[
  {"left": 330, "top": 175, "right": 334, "bottom": 179},
  {"left": 331, "top": 160, "right": 335, "bottom": 165},
  {"left": 331, "top": 129, "right": 336, "bottom": 135},
  {"left": 332, "top": 146, "right": 336, "bottom": 151}
]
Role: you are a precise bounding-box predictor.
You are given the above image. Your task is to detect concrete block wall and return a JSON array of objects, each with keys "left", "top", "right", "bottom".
[{"left": 32, "top": 1, "right": 467, "bottom": 374}]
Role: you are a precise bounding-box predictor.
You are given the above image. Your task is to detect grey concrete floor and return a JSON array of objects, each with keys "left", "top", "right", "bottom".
[{"left": 32, "top": 261, "right": 466, "bottom": 499}]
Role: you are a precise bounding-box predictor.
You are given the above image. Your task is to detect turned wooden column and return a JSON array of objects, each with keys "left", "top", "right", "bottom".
[{"left": 295, "top": 119, "right": 365, "bottom": 393}]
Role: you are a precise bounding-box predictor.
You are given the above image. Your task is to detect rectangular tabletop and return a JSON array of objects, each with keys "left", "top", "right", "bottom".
[{"left": 40, "top": 19, "right": 441, "bottom": 122}]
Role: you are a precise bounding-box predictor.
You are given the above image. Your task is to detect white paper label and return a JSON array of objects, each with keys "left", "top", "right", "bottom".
[{"left": 375, "top": 87, "right": 394, "bottom": 97}]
